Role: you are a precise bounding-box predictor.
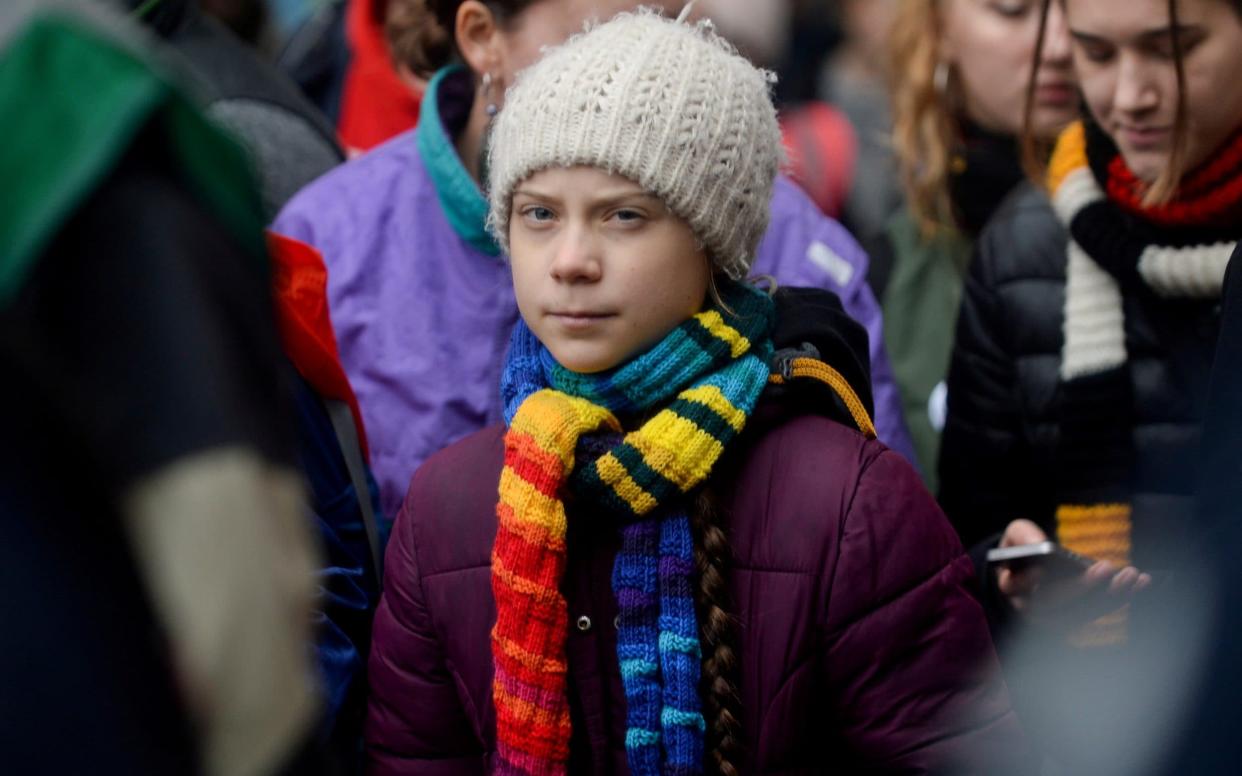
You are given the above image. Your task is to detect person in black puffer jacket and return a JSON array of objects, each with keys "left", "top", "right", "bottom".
[
  {"left": 941, "top": 0, "right": 1242, "bottom": 630},
  {"left": 938, "top": 2, "right": 1242, "bottom": 770}
]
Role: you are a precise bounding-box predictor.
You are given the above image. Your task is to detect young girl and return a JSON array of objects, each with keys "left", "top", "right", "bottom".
[
  {"left": 880, "top": 0, "right": 1078, "bottom": 489},
  {"left": 365, "top": 9, "right": 1023, "bottom": 773},
  {"left": 271, "top": 0, "right": 914, "bottom": 522}
]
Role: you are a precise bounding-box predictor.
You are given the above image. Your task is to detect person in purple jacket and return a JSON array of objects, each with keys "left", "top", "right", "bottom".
[
  {"left": 271, "top": 0, "right": 914, "bottom": 519},
  {"left": 363, "top": 9, "right": 1024, "bottom": 774}
]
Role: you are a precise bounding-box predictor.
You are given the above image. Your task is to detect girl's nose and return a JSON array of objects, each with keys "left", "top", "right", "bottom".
[{"left": 549, "top": 227, "right": 603, "bottom": 283}]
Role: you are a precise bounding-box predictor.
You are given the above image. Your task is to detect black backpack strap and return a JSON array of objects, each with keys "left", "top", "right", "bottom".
[{"left": 324, "top": 399, "right": 383, "bottom": 586}]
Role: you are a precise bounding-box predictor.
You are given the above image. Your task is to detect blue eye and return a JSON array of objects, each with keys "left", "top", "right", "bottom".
[
  {"left": 613, "top": 209, "right": 645, "bottom": 224},
  {"left": 523, "top": 206, "right": 555, "bottom": 222}
]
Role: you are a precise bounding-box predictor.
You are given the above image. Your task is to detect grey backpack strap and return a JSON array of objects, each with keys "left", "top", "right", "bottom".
[{"left": 324, "top": 399, "right": 383, "bottom": 586}]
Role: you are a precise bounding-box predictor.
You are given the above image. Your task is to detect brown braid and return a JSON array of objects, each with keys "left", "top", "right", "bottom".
[{"left": 690, "top": 486, "right": 743, "bottom": 776}]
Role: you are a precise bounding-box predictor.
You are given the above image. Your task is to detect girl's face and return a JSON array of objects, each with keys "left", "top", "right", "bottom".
[
  {"left": 941, "top": 0, "right": 1079, "bottom": 137},
  {"left": 1065, "top": 0, "right": 1242, "bottom": 182},
  {"left": 509, "top": 167, "right": 711, "bottom": 374}
]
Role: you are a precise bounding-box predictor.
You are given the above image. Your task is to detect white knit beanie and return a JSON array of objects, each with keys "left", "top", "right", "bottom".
[{"left": 486, "top": 6, "right": 783, "bottom": 280}]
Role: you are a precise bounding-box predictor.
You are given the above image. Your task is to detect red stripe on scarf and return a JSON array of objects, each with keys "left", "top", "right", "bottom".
[
  {"left": 504, "top": 433, "right": 566, "bottom": 500},
  {"left": 1106, "top": 127, "right": 1242, "bottom": 229},
  {"left": 492, "top": 412, "right": 574, "bottom": 774}
]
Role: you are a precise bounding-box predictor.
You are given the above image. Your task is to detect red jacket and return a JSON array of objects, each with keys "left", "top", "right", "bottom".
[{"left": 365, "top": 405, "right": 1027, "bottom": 773}]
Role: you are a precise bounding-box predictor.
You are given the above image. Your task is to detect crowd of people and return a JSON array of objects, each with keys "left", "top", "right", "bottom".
[{"left": 4, "top": 0, "right": 1242, "bottom": 774}]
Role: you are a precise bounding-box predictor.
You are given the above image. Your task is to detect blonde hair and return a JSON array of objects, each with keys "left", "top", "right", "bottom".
[{"left": 889, "top": 0, "right": 959, "bottom": 235}]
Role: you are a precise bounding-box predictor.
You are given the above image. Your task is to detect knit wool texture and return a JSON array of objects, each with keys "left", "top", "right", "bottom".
[
  {"left": 486, "top": 9, "right": 783, "bottom": 280},
  {"left": 491, "top": 282, "right": 775, "bottom": 775},
  {"left": 1048, "top": 121, "right": 1239, "bottom": 647}
]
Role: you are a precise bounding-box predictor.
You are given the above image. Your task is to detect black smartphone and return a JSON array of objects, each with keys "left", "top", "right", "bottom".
[{"left": 986, "top": 541, "right": 1096, "bottom": 579}]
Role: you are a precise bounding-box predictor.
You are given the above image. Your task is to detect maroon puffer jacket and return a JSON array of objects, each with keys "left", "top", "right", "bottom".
[{"left": 365, "top": 408, "right": 1027, "bottom": 774}]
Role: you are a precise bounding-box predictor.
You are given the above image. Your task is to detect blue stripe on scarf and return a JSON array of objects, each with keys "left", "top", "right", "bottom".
[
  {"left": 615, "top": 518, "right": 664, "bottom": 774},
  {"left": 658, "top": 514, "right": 705, "bottom": 772}
]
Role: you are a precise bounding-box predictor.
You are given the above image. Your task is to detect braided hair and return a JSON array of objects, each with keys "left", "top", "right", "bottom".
[{"left": 690, "top": 487, "right": 743, "bottom": 775}]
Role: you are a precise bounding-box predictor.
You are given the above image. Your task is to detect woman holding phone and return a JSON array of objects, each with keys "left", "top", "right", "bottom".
[{"left": 940, "top": 0, "right": 1242, "bottom": 648}]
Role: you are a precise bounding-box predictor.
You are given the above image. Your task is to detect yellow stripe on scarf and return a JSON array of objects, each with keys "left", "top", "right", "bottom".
[
  {"left": 1048, "top": 121, "right": 1088, "bottom": 196},
  {"left": 595, "top": 453, "right": 659, "bottom": 514},
  {"left": 498, "top": 469, "right": 567, "bottom": 538},
  {"left": 697, "top": 309, "right": 752, "bottom": 358},
  {"left": 680, "top": 384, "right": 747, "bottom": 431},
  {"left": 1056, "top": 502, "right": 1133, "bottom": 647},
  {"left": 629, "top": 412, "right": 725, "bottom": 491},
  {"left": 1056, "top": 503, "right": 1132, "bottom": 566},
  {"left": 509, "top": 389, "right": 619, "bottom": 468}
]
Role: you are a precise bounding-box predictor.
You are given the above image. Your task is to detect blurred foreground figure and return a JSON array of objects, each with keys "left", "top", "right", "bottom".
[
  {"left": 1155, "top": 245, "right": 1242, "bottom": 773},
  {"left": 990, "top": 246, "right": 1240, "bottom": 775},
  {"left": 126, "top": 0, "right": 344, "bottom": 217},
  {"left": 0, "top": 2, "right": 319, "bottom": 774}
]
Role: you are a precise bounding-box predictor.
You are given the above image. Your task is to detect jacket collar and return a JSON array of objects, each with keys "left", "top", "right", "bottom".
[{"left": 416, "top": 65, "right": 500, "bottom": 257}]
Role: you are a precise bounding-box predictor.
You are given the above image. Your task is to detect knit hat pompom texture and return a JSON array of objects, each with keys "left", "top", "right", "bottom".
[{"left": 487, "top": 8, "right": 783, "bottom": 280}]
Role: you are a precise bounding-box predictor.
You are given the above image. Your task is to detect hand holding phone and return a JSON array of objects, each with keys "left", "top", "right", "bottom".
[
  {"left": 986, "top": 541, "right": 1095, "bottom": 581},
  {"left": 989, "top": 519, "right": 1152, "bottom": 626}
]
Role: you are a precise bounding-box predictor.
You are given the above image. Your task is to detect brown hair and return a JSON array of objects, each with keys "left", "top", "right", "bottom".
[
  {"left": 385, "top": 0, "right": 538, "bottom": 79},
  {"left": 889, "top": 0, "right": 960, "bottom": 234},
  {"left": 691, "top": 487, "right": 743, "bottom": 776},
  {"left": 1024, "top": 0, "right": 1193, "bottom": 205}
]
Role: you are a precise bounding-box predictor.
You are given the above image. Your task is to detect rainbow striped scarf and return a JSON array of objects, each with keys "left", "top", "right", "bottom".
[{"left": 492, "top": 282, "right": 774, "bottom": 775}]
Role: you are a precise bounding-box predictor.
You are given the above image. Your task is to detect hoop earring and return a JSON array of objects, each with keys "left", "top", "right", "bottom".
[
  {"left": 933, "top": 60, "right": 951, "bottom": 99},
  {"left": 481, "top": 72, "right": 499, "bottom": 118}
]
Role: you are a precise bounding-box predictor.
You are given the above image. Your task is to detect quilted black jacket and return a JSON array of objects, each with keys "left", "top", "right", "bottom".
[{"left": 937, "top": 184, "right": 1224, "bottom": 572}]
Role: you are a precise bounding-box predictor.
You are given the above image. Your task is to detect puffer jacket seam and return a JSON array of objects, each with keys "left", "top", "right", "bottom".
[
  {"left": 732, "top": 565, "right": 818, "bottom": 576},
  {"left": 817, "top": 443, "right": 884, "bottom": 643},
  {"left": 762, "top": 440, "right": 881, "bottom": 724},
  {"left": 823, "top": 554, "right": 969, "bottom": 642},
  {"left": 408, "top": 510, "right": 487, "bottom": 749},
  {"left": 420, "top": 563, "right": 491, "bottom": 581},
  {"left": 868, "top": 705, "right": 1021, "bottom": 768}
]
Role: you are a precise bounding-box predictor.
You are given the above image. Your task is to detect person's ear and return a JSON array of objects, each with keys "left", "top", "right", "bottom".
[{"left": 455, "top": 0, "right": 504, "bottom": 78}]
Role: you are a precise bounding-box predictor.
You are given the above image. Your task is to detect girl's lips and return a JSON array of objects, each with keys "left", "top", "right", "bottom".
[
  {"left": 547, "top": 311, "right": 615, "bottom": 330},
  {"left": 1119, "top": 125, "right": 1171, "bottom": 150},
  {"left": 1035, "top": 83, "right": 1077, "bottom": 105}
]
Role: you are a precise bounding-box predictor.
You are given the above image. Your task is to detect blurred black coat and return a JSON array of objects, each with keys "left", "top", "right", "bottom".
[
  {"left": 131, "top": 0, "right": 343, "bottom": 216},
  {"left": 938, "top": 184, "right": 1222, "bottom": 574}
]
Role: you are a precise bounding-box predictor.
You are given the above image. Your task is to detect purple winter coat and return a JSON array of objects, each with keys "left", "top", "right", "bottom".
[{"left": 365, "top": 404, "right": 1026, "bottom": 773}]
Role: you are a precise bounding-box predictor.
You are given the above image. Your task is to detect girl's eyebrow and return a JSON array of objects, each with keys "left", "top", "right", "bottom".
[
  {"left": 1069, "top": 30, "right": 1109, "bottom": 46},
  {"left": 513, "top": 187, "right": 662, "bottom": 209},
  {"left": 513, "top": 186, "right": 561, "bottom": 203},
  {"left": 1069, "top": 24, "right": 1205, "bottom": 47},
  {"left": 1136, "top": 23, "right": 1206, "bottom": 45}
]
